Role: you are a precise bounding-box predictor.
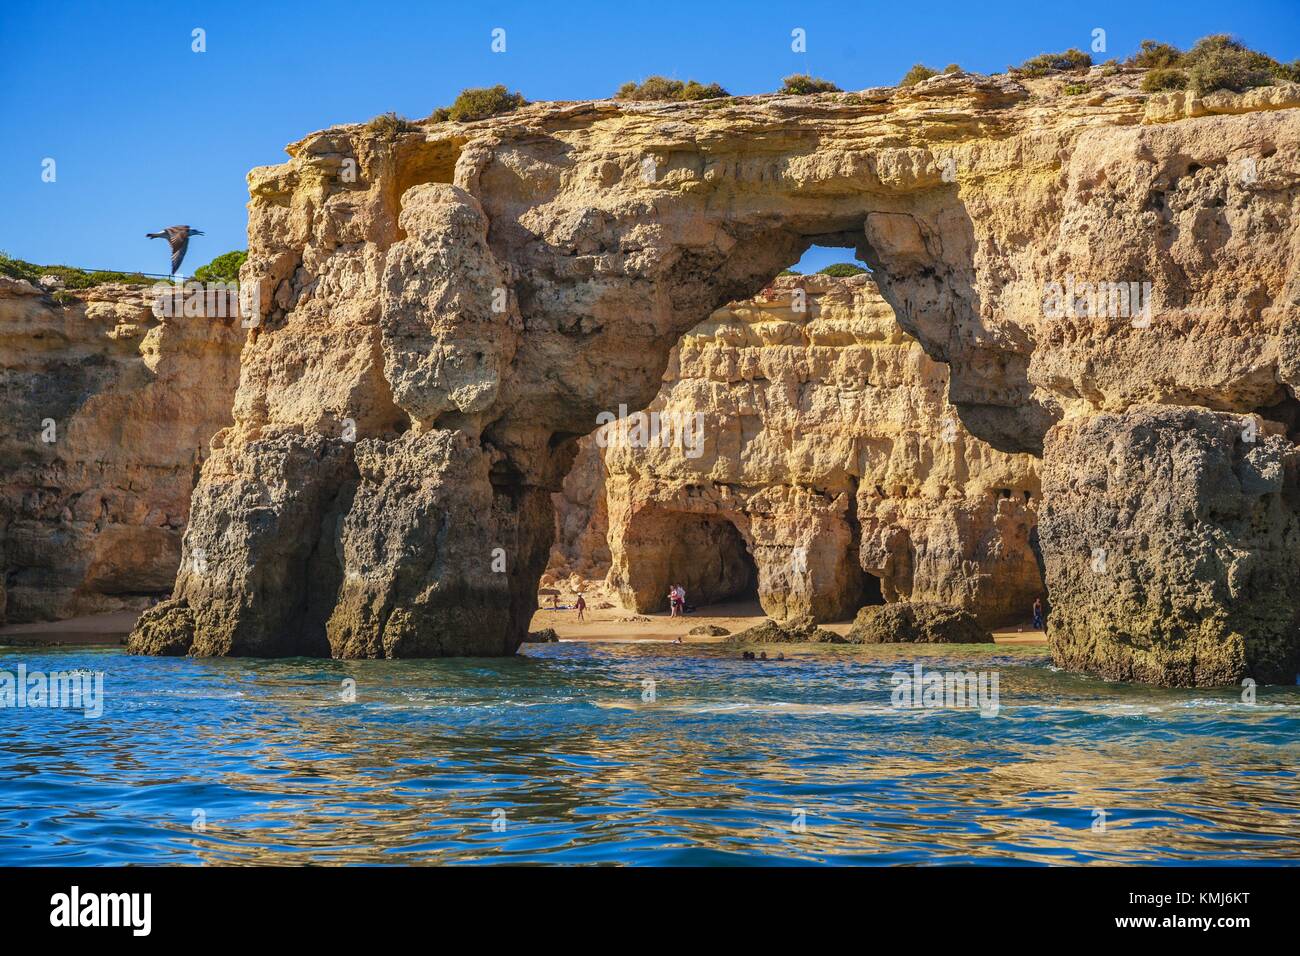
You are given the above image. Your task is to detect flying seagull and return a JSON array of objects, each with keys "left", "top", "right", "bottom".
[{"left": 146, "top": 225, "right": 204, "bottom": 276}]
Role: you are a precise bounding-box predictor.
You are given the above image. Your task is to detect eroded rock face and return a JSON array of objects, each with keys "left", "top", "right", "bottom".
[
  {"left": 1040, "top": 406, "right": 1300, "bottom": 685},
  {"left": 553, "top": 275, "right": 1043, "bottom": 626},
  {"left": 0, "top": 278, "right": 243, "bottom": 623},
  {"left": 129, "top": 71, "right": 1300, "bottom": 681}
]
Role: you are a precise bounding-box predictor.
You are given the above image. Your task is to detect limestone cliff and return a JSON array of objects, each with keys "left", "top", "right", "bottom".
[
  {"left": 126, "top": 67, "right": 1300, "bottom": 684},
  {"left": 0, "top": 278, "right": 243, "bottom": 622},
  {"left": 546, "top": 275, "right": 1042, "bottom": 627}
]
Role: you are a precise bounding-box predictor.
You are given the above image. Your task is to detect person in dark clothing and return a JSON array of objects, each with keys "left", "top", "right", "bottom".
[{"left": 1032, "top": 597, "right": 1044, "bottom": 630}]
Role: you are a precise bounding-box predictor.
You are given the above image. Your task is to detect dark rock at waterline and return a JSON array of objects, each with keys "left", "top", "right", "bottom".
[
  {"left": 1040, "top": 405, "right": 1300, "bottom": 687},
  {"left": 688, "top": 623, "right": 730, "bottom": 636},
  {"left": 524, "top": 628, "right": 560, "bottom": 643},
  {"left": 125, "top": 598, "right": 195, "bottom": 656},
  {"left": 726, "top": 617, "right": 844, "bottom": 645},
  {"left": 848, "top": 602, "right": 990, "bottom": 644}
]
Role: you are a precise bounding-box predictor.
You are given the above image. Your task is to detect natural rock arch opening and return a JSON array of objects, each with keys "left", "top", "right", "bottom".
[{"left": 543, "top": 243, "right": 1039, "bottom": 628}]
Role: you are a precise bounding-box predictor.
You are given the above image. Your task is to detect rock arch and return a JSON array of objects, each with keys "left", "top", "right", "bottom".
[
  {"left": 555, "top": 272, "right": 1039, "bottom": 627},
  {"left": 128, "top": 72, "right": 1300, "bottom": 685}
]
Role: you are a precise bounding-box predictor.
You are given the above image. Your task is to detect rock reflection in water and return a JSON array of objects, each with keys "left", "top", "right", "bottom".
[{"left": 0, "top": 642, "right": 1296, "bottom": 865}]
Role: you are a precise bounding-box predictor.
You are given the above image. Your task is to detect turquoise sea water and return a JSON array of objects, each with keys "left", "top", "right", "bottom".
[{"left": 0, "top": 641, "right": 1296, "bottom": 865}]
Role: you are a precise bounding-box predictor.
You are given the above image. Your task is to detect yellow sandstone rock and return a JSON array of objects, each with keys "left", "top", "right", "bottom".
[
  {"left": 0, "top": 279, "right": 243, "bottom": 622},
  {"left": 119, "top": 69, "right": 1299, "bottom": 684}
]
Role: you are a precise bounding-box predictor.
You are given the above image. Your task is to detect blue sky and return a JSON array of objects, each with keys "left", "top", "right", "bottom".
[{"left": 2, "top": 0, "right": 1297, "bottom": 275}]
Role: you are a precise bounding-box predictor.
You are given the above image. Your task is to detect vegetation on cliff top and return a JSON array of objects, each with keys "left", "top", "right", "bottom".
[
  {"left": 817, "top": 263, "right": 869, "bottom": 277},
  {"left": 0, "top": 250, "right": 248, "bottom": 290},
  {"left": 437, "top": 85, "right": 529, "bottom": 122},
  {"left": 1011, "top": 48, "right": 1093, "bottom": 77},
  {"left": 780, "top": 74, "right": 841, "bottom": 95},
  {"left": 899, "top": 63, "right": 961, "bottom": 86},
  {"left": 1142, "top": 68, "right": 1189, "bottom": 92},
  {"left": 1130, "top": 35, "right": 1300, "bottom": 94},
  {"left": 365, "top": 111, "right": 419, "bottom": 138},
  {"left": 616, "top": 76, "right": 729, "bottom": 101},
  {"left": 367, "top": 35, "right": 1295, "bottom": 127},
  {"left": 779, "top": 263, "right": 870, "bottom": 277},
  {"left": 1127, "top": 40, "right": 1183, "bottom": 70},
  {"left": 193, "top": 250, "right": 248, "bottom": 283},
  {"left": 0, "top": 253, "right": 159, "bottom": 289}
]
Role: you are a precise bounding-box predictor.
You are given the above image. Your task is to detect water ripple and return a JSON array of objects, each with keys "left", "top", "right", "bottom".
[{"left": 0, "top": 642, "right": 1297, "bottom": 865}]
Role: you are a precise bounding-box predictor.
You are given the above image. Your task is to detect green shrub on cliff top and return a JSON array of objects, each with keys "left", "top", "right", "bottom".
[
  {"left": 1127, "top": 40, "right": 1183, "bottom": 70},
  {"left": 899, "top": 63, "right": 939, "bottom": 87},
  {"left": 0, "top": 253, "right": 157, "bottom": 289},
  {"left": 1183, "top": 34, "right": 1281, "bottom": 94},
  {"left": 780, "top": 73, "right": 841, "bottom": 94},
  {"left": 616, "top": 76, "right": 729, "bottom": 101},
  {"left": 817, "top": 263, "right": 868, "bottom": 277},
  {"left": 1013, "top": 48, "right": 1092, "bottom": 77},
  {"left": 366, "top": 112, "right": 418, "bottom": 139},
  {"left": 446, "top": 85, "right": 528, "bottom": 122},
  {"left": 1128, "top": 36, "right": 1297, "bottom": 95},
  {"left": 1141, "top": 67, "right": 1189, "bottom": 92},
  {"left": 193, "top": 250, "right": 248, "bottom": 283}
]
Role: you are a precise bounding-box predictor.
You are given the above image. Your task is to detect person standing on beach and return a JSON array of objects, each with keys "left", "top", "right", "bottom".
[
  {"left": 575, "top": 593, "right": 586, "bottom": 622},
  {"left": 1032, "top": 597, "right": 1044, "bottom": 630},
  {"left": 668, "top": 586, "right": 679, "bottom": 617}
]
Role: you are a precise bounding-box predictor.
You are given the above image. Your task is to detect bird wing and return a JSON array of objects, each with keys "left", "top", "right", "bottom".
[{"left": 166, "top": 226, "right": 191, "bottom": 275}]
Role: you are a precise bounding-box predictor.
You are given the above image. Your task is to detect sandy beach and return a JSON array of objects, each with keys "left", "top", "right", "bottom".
[
  {"left": 0, "top": 602, "right": 1047, "bottom": 648},
  {"left": 528, "top": 599, "right": 1047, "bottom": 646},
  {"left": 0, "top": 610, "right": 138, "bottom": 646}
]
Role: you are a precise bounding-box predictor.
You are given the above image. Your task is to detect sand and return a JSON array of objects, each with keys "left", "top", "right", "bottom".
[
  {"left": 0, "top": 601, "right": 1048, "bottom": 649},
  {"left": 529, "top": 598, "right": 1047, "bottom": 646},
  {"left": 0, "top": 609, "right": 138, "bottom": 646}
]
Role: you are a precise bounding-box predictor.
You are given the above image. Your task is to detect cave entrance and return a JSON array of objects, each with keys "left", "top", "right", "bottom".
[
  {"left": 666, "top": 513, "right": 759, "bottom": 611},
  {"left": 1254, "top": 388, "right": 1300, "bottom": 443},
  {"left": 606, "top": 503, "right": 761, "bottom": 614},
  {"left": 860, "top": 570, "right": 884, "bottom": 607}
]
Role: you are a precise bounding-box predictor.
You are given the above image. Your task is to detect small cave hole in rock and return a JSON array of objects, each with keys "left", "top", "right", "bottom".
[
  {"left": 782, "top": 243, "right": 873, "bottom": 279},
  {"left": 859, "top": 570, "right": 884, "bottom": 607},
  {"left": 1254, "top": 390, "right": 1300, "bottom": 443}
]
